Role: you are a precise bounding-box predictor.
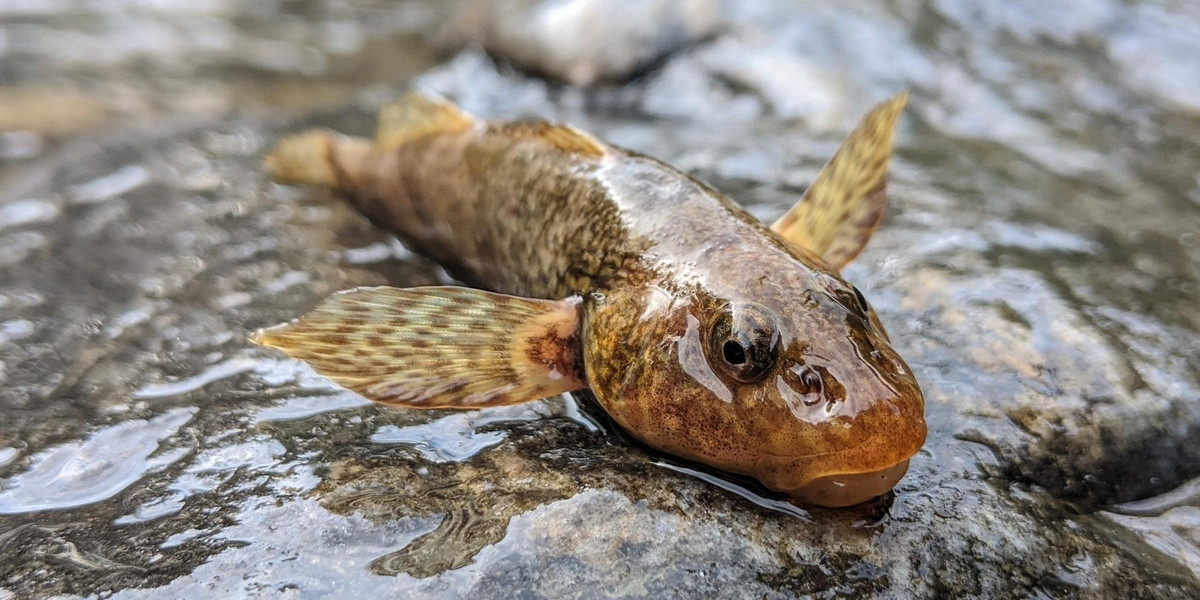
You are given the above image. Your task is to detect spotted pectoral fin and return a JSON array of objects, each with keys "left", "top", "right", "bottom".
[
  {"left": 772, "top": 92, "right": 908, "bottom": 270},
  {"left": 251, "top": 286, "right": 586, "bottom": 409},
  {"left": 376, "top": 91, "right": 476, "bottom": 149}
]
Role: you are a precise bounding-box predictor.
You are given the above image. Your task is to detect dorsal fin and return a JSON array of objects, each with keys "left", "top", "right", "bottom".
[
  {"left": 376, "top": 91, "right": 476, "bottom": 149},
  {"left": 493, "top": 121, "right": 607, "bottom": 159},
  {"left": 771, "top": 92, "right": 908, "bottom": 270}
]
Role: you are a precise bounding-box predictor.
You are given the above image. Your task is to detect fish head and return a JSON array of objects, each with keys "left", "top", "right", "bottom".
[{"left": 582, "top": 247, "right": 925, "bottom": 507}]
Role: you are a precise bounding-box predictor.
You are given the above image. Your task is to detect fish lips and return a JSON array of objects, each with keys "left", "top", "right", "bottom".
[
  {"left": 753, "top": 422, "right": 926, "bottom": 508},
  {"left": 788, "top": 459, "right": 911, "bottom": 507}
]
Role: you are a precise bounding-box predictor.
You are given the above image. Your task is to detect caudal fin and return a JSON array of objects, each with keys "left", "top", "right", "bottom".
[
  {"left": 265, "top": 91, "right": 475, "bottom": 188},
  {"left": 264, "top": 130, "right": 371, "bottom": 188}
]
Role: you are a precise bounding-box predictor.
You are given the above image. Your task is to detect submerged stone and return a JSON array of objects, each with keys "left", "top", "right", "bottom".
[{"left": 442, "top": 0, "right": 724, "bottom": 86}]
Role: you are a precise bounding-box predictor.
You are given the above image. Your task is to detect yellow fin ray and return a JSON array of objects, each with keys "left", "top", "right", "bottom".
[
  {"left": 252, "top": 286, "right": 585, "bottom": 409},
  {"left": 772, "top": 92, "right": 908, "bottom": 270},
  {"left": 264, "top": 130, "right": 371, "bottom": 188},
  {"left": 376, "top": 91, "right": 476, "bottom": 149}
]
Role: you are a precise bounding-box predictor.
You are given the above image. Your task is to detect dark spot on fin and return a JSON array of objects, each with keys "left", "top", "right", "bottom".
[
  {"left": 250, "top": 286, "right": 586, "bottom": 409},
  {"left": 376, "top": 91, "right": 476, "bottom": 149},
  {"left": 494, "top": 121, "right": 607, "bottom": 159}
]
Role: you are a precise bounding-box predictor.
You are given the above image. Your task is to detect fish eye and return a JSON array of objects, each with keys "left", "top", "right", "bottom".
[
  {"left": 707, "top": 303, "right": 780, "bottom": 383},
  {"left": 851, "top": 286, "right": 869, "bottom": 313}
]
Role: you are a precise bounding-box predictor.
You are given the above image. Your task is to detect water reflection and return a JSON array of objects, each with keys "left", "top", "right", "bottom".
[
  {"left": 317, "top": 399, "right": 594, "bottom": 578},
  {"left": 369, "top": 404, "right": 554, "bottom": 463},
  {"left": 654, "top": 462, "right": 812, "bottom": 521},
  {"left": 0, "top": 409, "right": 195, "bottom": 514}
]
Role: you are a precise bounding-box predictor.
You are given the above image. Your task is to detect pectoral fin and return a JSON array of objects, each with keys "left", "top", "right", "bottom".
[
  {"left": 772, "top": 92, "right": 908, "bottom": 270},
  {"left": 251, "top": 287, "right": 585, "bottom": 409}
]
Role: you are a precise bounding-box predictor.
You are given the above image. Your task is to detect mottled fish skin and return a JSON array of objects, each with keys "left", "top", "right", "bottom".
[
  {"left": 259, "top": 92, "right": 926, "bottom": 507},
  {"left": 306, "top": 120, "right": 640, "bottom": 299}
]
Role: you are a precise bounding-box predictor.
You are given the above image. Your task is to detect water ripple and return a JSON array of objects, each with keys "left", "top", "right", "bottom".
[{"left": 0, "top": 408, "right": 196, "bottom": 514}]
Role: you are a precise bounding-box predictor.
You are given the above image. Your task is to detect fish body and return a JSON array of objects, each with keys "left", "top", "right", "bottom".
[{"left": 257, "top": 92, "right": 926, "bottom": 507}]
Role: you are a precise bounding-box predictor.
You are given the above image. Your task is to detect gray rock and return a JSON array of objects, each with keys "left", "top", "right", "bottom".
[{"left": 442, "top": 0, "right": 724, "bottom": 86}]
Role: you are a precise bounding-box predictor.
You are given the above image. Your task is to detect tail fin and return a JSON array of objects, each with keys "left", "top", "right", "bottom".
[
  {"left": 264, "top": 130, "right": 371, "bottom": 188},
  {"left": 265, "top": 92, "right": 474, "bottom": 188}
]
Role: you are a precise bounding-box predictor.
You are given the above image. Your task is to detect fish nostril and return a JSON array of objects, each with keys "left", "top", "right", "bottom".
[
  {"left": 799, "top": 365, "right": 847, "bottom": 407},
  {"left": 793, "top": 366, "right": 825, "bottom": 407}
]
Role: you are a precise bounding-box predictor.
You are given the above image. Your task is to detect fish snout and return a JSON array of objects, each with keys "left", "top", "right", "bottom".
[
  {"left": 788, "top": 460, "right": 910, "bottom": 507},
  {"left": 755, "top": 446, "right": 917, "bottom": 507},
  {"left": 753, "top": 386, "right": 926, "bottom": 507}
]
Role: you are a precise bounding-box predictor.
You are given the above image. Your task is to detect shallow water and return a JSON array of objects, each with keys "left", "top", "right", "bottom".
[{"left": 1, "top": 0, "right": 1200, "bottom": 598}]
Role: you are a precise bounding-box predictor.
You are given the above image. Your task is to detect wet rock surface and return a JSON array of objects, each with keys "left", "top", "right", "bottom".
[
  {"left": 2, "top": 0, "right": 1200, "bottom": 598},
  {"left": 0, "top": 0, "right": 447, "bottom": 159}
]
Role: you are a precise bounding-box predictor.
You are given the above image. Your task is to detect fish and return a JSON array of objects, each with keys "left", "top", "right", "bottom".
[{"left": 252, "top": 91, "right": 926, "bottom": 508}]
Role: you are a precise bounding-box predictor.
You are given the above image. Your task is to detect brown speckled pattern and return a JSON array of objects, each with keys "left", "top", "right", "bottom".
[
  {"left": 254, "top": 286, "right": 585, "bottom": 408},
  {"left": 271, "top": 101, "right": 926, "bottom": 498},
  {"left": 336, "top": 123, "right": 643, "bottom": 299}
]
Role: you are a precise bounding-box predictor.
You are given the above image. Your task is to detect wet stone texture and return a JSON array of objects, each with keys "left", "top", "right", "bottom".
[{"left": 2, "top": 0, "right": 1200, "bottom": 598}]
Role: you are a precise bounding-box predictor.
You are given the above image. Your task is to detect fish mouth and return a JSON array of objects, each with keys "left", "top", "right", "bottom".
[{"left": 787, "top": 460, "right": 910, "bottom": 507}]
